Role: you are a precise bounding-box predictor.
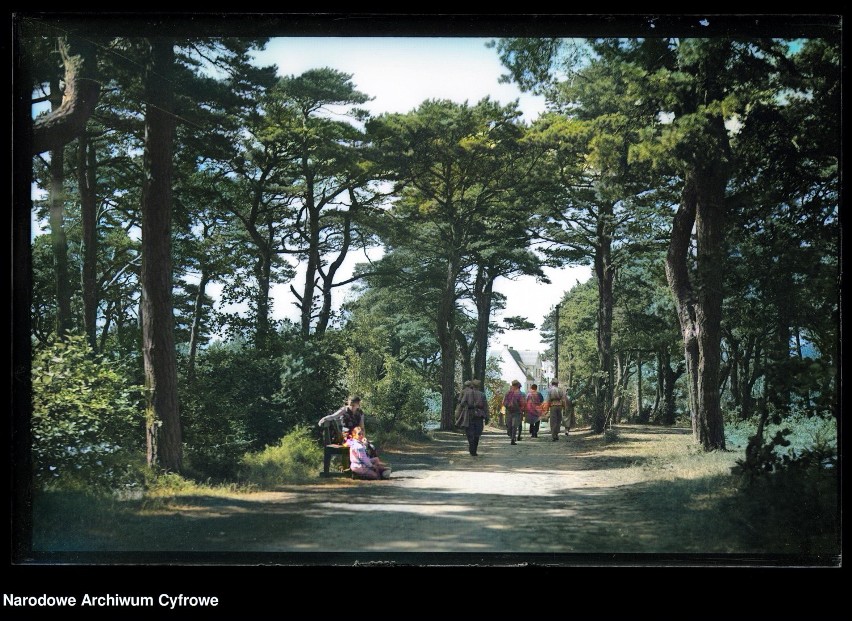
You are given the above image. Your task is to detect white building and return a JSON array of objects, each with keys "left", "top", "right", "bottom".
[{"left": 489, "top": 345, "right": 554, "bottom": 393}]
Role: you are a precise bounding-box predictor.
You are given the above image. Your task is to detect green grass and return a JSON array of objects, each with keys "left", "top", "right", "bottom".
[
  {"left": 573, "top": 424, "right": 839, "bottom": 555},
  {"left": 237, "top": 425, "right": 323, "bottom": 486}
]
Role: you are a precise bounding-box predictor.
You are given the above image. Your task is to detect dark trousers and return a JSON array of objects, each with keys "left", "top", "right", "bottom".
[
  {"left": 508, "top": 412, "right": 522, "bottom": 442},
  {"left": 529, "top": 419, "right": 541, "bottom": 437},
  {"left": 466, "top": 417, "right": 484, "bottom": 455}
]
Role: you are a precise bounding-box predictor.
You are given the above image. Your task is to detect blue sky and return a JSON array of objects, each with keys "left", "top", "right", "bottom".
[
  {"left": 243, "top": 37, "right": 591, "bottom": 351},
  {"left": 251, "top": 37, "right": 547, "bottom": 121}
]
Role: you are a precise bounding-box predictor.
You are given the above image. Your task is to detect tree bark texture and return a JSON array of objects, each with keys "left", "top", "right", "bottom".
[
  {"left": 438, "top": 253, "right": 460, "bottom": 430},
  {"left": 592, "top": 203, "right": 614, "bottom": 433},
  {"left": 254, "top": 249, "right": 272, "bottom": 349},
  {"left": 300, "top": 169, "right": 319, "bottom": 337},
  {"left": 32, "top": 37, "right": 100, "bottom": 155},
  {"left": 666, "top": 151, "right": 728, "bottom": 449},
  {"left": 455, "top": 327, "right": 473, "bottom": 386},
  {"left": 141, "top": 39, "right": 181, "bottom": 472},
  {"left": 49, "top": 139, "right": 72, "bottom": 337},
  {"left": 187, "top": 269, "right": 210, "bottom": 384},
  {"left": 472, "top": 266, "right": 494, "bottom": 385}
]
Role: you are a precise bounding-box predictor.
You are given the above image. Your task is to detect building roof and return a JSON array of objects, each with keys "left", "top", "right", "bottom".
[{"left": 506, "top": 348, "right": 536, "bottom": 381}]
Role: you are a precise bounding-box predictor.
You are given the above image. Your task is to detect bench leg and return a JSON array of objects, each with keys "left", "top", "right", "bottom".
[{"left": 323, "top": 446, "right": 334, "bottom": 476}]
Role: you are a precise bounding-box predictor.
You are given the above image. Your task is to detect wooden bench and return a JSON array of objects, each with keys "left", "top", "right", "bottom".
[
  {"left": 319, "top": 418, "right": 358, "bottom": 477},
  {"left": 320, "top": 443, "right": 350, "bottom": 477},
  {"left": 318, "top": 418, "right": 375, "bottom": 479}
]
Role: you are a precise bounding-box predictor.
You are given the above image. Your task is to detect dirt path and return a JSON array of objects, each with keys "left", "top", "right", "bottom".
[
  {"left": 38, "top": 422, "right": 747, "bottom": 558},
  {"left": 241, "top": 423, "right": 707, "bottom": 555}
]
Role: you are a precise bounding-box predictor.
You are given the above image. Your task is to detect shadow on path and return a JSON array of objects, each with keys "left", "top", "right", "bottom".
[{"left": 31, "top": 424, "right": 838, "bottom": 563}]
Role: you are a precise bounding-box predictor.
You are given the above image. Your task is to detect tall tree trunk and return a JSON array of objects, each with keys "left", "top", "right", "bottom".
[
  {"left": 768, "top": 254, "right": 793, "bottom": 416},
  {"left": 693, "top": 147, "right": 728, "bottom": 449},
  {"left": 661, "top": 348, "right": 682, "bottom": 426},
  {"left": 438, "top": 254, "right": 459, "bottom": 430},
  {"left": 187, "top": 269, "right": 210, "bottom": 384},
  {"left": 728, "top": 334, "right": 741, "bottom": 411},
  {"left": 254, "top": 249, "right": 271, "bottom": 349},
  {"left": 593, "top": 203, "right": 614, "bottom": 433},
  {"left": 49, "top": 143, "right": 72, "bottom": 337},
  {"left": 455, "top": 327, "right": 473, "bottom": 385},
  {"left": 739, "top": 337, "right": 761, "bottom": 420},
  {"left": 48, "top": 73, "right": 72, "bottom": 338},
  {"left": 612, "top": 351, "right": 633, "bottom": 424},
  {"left": 98, "top": 299, "right": 113, "bottom": 353},
  {"left": 13, "top": 35, "right": 34, "bottom": 561},
  {"left": 79, "top": 132, "right": 98, "bottom": 352},
  {"left": 637, "top": 352, "right": 649, "bottom": 423},
  {"left": 316, "top": 194, "right": 357, "bottom": 335},
  {"left": 472, "top": 266, "right": 494, "bottom": 384},
  {"left": 141, "top": 39, "right": 181, "bottom": 473},
  {"left": 652, "top": 347, "right": 664, "bottom": 422},
  {"left": 666, "top": 174, "right": 700, "bottom": 435},
  {"left": 300, "top": 172, "right": 319, "bottom": 337},
  {"left": 665, "top": 164, "right": 727, "bottom": 450}
]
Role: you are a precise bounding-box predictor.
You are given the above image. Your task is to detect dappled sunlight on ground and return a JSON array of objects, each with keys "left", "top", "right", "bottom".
[{"left": 31, "top": 424, "right": 838, "bottom": 560}]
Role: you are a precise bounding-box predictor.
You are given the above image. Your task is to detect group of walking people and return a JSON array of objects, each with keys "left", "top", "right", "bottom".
[
  {"left": 323, "top": 380, "right": 575, "bottom": 474},
  {"left": 455, "top": 378, "right": 575, "bottom": 456}
]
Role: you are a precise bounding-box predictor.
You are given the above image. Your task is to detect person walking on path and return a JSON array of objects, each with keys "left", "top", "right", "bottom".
[
  {"left": 503, "top": 380, "right": 525, "bottom": 445},
  {"left": 564, "top": 391, "right": 576, "bottom": 434},
  {"left": 525, "top": 384, "right": 544, "bottom": 438},
  {"left": 456, "top": 379, "right": 490, "bottom": 456},
  {"left": 546, "top": 380, "right": 568, "bottom": 441}
]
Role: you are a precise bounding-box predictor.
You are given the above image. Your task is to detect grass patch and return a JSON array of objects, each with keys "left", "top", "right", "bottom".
[
  {"left": 237, "top": 425, "right": 322, "bottom": 487},
  {"left": 32, "top": 488, "right": 127, "bottom": 548},
  {"left": 593, "top": 425, "right": 839, "bottom": 555}
]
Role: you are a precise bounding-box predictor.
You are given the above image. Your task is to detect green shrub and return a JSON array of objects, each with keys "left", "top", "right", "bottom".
[
  {"left": 179, "top": 331, "right": 348, "bottom": 481},
  {"left": 270, "top": 330, "right": 348, "bottom": 431},
  {"left": 31, "top": 335, "right": 145, "bottom": 489},
  {"left": 730, "top": 411, "right": 838, "bottom": 478},
  {"left": 180, "top": 340, "right": 291, "bottom": 481},
  {"left": 238, "top": 426, "right": 323, "bottom": 486},
  {"left": 369, "top": 357, "right": 428, "bottom": 428}
]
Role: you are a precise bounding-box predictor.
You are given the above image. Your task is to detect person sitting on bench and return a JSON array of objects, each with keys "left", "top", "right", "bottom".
[{"left": 345, "top": 427, "right": 391, "bottom": 480}]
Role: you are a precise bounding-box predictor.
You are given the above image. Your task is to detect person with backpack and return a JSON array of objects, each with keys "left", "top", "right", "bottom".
[
  {"left": 546, "top": 380, "right": 567, "bottom": 441},
  {"left": 525, "top": 383, "right": 544, "bottom": 438},
  {"left": 457, "top": 379, "right": 489, "bottom": 456},
  {"left": 503, "top": 380, "right": 525, "bottom": 445}
]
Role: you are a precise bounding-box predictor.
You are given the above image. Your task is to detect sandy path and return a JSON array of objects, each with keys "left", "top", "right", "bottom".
[
  {"left": 36, "top": 423, "right": 724, "bottom": 558},
  {"left": 216, "top": 423, "right": 686, "bottom": 555}
]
